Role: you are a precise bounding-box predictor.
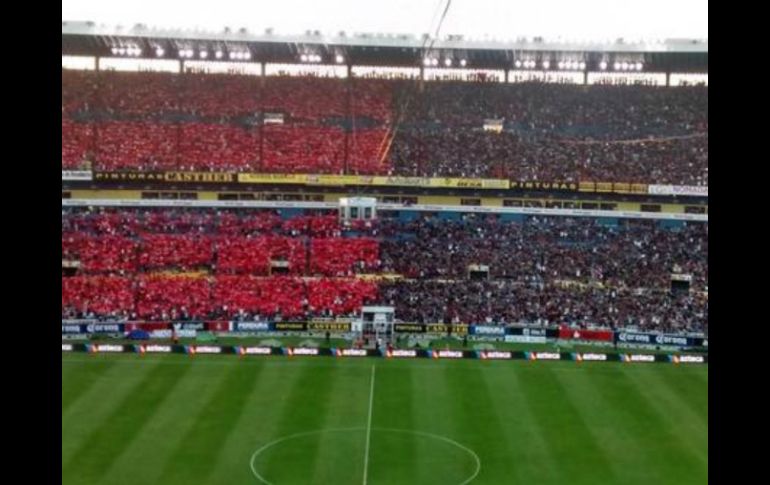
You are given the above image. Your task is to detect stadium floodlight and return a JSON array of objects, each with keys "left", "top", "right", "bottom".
[
  {"left": 514, "top": 60, "right": 522, "bottom": 68},
  {"left": 579, "top": 61, "right": 586, "bottom": 70},
  {"left": 542, "top": 61, "right": 550, "bottom": 69},
  {"left": 621, "top": 62, "right": 629, "bottom": 70},
  {"left": 431, "top": 58, "right": 439, "bottom": 66},
  {"left": 460, "top": 59, "right": 467, "bottom": 67},
  {"left": 117, "top": 47, "right": 126, "bottom": 56},
  {"left": 200, "top": 50, "right": 208, "bottom": 59},
  {"left": 600, "top": 61, "right": 608, "bottom": 70},
  {"left": 215, "top": 50, "right": 223, "bottom": 59},
  {"left": 301, "top": 54, "right": 308, "bottom": 62},
  {"left": 155, "top": 47, "right": 164, "bottom": 57},
  {"left": 336, "top": 54, "right": 344, "bottom": 64},
  {"left": 229, "top": 52, "right": 237, "bottom": 60},
  {"left": 244, "top": 51, "right": 252, "bottom": 60},
  {"left": 444, "top": 58, "right": 452, "bottom": 67},
  {"left": 613, "top": 62, "right": 620, "bottom": 70},
  {"left": 557, "top": 61, "right": 565, "bottom": 70},
  {"left": 635, "top": 62, "right": 643, "bottom": 71},
  {"left": 315, "top": 54, "right": 322, "bottom": 62},
  {"left": 527, "top": 60, "right": 535, "bottom": 69},
  {"left": 111, "top": 47, "right": 118, "bottom": 55}
]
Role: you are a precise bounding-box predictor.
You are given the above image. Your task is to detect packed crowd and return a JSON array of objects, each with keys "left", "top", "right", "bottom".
[
  {"left": 62, "top": 210, "right": 379, "bottom": 276},
  {"left": 62, "top": 275, "right": 378, "bottom": 321},
  {"left": 389, "top": 129, "right": 708, "bottom": 184},
  {"left": 378, "top": 280, "right": 707, "bottom": 333},
  {"left": 390, "top": 82, "right": 707, "bottom": 184},
  {"left": 62, "top": 208, "right": 707, "bottom": 331},
  {"left": 378, "top": 216, "right": 708, "bottom": 291},
  {"left": 62, "top": 71, "right": 707, "bottom": 185},
  {"left": 396, "top": 83, "right": 707, "bottom": 138},
  {"left": 61, "top": 70, "right": 390, "bottom": 173}
]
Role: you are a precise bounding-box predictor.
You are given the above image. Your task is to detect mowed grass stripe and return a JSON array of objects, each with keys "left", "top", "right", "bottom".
[
  {"left": 204, "top": 359, "right": 314, "bottom": 484},
  {"left": 481, "top": 362, "right": 565, "bottom": 484},
  {"left": 367, "top": 363, "right": 419, "bottom": 483},
  {"left": 256, "top": 359, "right": 351, "bottom": 483},
  {"left": 62, "top": 357, "right": 161, "bottom": 464},
  {"left": 650, "top": 367, "right": 708, "bottom": 425},
  {"left": 516, "top": 363, "right": 617, "bottom": 485},
  {"left": 620, "top": 366, "right": 708, "bottom": 471},
  {"left": 94, "top": 359, "right": 239, "bottom": 485},
  {"left": 551, "top": 364, "right": 668, "bottom": 484},
  {"left": 62, "top": 359, "right": 117, "bottom": 414},
  {"left": 440, "top": 362, "right": 519, "bottom": 484},
  {"left": 155, "top": 358, "right": 267, "bottom": 484},
  {"left": 308, "top": 363, "right": 373, "bottom": 484},
  {"left": 62, "top": 358, "right": 195, "bottom": 484}
]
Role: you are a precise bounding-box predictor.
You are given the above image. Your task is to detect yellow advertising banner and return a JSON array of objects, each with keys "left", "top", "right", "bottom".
[
  {"left": 304, "top": 175, "right": 364, "bottom": 186},
  {"left": 163, "top": 172, "right": 236, "bottom": 183},
  {"left": 510, "top": 181, "right": 579, "bottom": 191},
  {"left": 579, "top": 182, "right": 649, "bottom": 194},
  {"left": 237, "top": 173, "right": 308, "bottom": 184},
  {"left": 238, "top": 173, "right": 509, "bottom": 189},
  {"left": 428, "top": 178, "right": 510, "bottom": 189}
]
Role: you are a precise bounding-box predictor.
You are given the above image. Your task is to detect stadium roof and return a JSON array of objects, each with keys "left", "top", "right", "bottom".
[{"left": 62, "top": 21, "right": 708, "bottom": 72}]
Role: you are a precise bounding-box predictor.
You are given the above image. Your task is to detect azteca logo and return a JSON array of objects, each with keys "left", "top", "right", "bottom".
[
  {"left": 433, "top": 350, "right": 463, "bottom": 359},
  {"left": 481, "top": 351, "right": 512, "bottom": 360},
  {"left": 336, "top": 349, "right": 367, "bottom": 357},
  {"left": 387, "top": 349, "right": 417, "bottom": 358},
  {"left": 528, "top": 352, "right": 560, "bottom": 361},
  {"left": 288, "top": 348, "right": 319, "bottom": 356}
]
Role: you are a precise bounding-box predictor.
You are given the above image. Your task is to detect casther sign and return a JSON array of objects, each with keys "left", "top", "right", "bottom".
[{"left": 615, "top": 331, "right": 704, "bottom": 348}]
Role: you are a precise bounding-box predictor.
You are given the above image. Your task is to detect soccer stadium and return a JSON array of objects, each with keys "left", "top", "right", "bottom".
[{"left": 61, "top": 3, "right": 707, "bottom": 484}]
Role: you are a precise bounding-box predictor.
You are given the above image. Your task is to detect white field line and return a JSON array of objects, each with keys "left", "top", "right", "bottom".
[{"left": 363, "top": 364, "right": 376, "bottom": 485}]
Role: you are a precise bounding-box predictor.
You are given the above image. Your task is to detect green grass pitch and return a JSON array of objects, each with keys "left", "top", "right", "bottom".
[{"left": 62, "top": 353, "right": 707, "bottom": 485}]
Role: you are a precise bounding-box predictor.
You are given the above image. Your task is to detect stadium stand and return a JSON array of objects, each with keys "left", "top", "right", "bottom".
[
  {"left": 61, "top": 70, "right": 707, "bottom": 185},
  {"left": 61, "top": 207, "right": 707, "bottom": 331}
]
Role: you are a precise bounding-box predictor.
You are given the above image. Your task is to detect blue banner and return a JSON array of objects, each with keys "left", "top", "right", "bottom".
[
  {"left": 614, "top": 331, "right": 704, "bottom": 348},
  {"left": 61, "top": 323, "right": 125, "bottom": 335},
  {"left": 471, "top": 325, "right": 507, "bottom": 336},
  {"left": 232, "top": 321, "right": 271, "bottom": 332}
]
